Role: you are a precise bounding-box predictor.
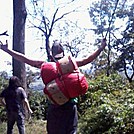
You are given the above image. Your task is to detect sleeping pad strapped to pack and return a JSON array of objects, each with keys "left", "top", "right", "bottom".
[{"left": 41, "top": 56, "right": 88, "bottom": 105}]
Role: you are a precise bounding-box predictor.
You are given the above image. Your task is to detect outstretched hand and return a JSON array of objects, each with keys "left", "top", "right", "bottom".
[
  {"left": 100, "top": 38, "right": 107, "bottom": 50},
  {"left": 0, "top": 40, "right": 8, "bottom": 51}
]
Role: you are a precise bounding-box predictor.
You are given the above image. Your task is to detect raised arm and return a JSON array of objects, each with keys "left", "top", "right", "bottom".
[
  {"left": 76, "top": 38, "right": 107, "bottom": 67},
  {"left": 0, "top": 41, "right": 44, "bottom": 68}
]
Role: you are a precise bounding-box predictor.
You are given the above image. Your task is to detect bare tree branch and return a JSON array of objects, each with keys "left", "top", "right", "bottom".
[
  {"left": 55, "top": 9, "right": 76, "bottom": 23},
  {"left": 48, "top": 8, "right": 59, "bottom": 37},
  {"left": 0, "top": 31, "right": 9, "bottom": 36}
]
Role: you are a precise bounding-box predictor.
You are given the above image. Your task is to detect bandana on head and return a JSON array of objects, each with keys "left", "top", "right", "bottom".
[{"left": 51, "top": 40, "right": 64, "bottom": 59}]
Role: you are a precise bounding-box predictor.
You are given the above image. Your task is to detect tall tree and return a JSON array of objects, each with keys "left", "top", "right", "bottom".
[
  {"left": 88, "top": 0, "right": 114, "bottom": 76},
  {"left": 13, "top": 0, "right": 27, "bottom": 89},
  {"left": 89, "top": 0, "right": 134, "bottom": 82},
  {"left": 112, "top": 3, "right": 134, "bottom": 82},
  {"left": 27, "top": 0, "right": 78, "bottom": 61},
  {"left": 88, "top": 0, "right": 127, "bottom": 76}
]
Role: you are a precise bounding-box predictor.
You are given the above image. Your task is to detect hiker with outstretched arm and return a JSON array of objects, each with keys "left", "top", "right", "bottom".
[{"left": 0, "top": 38, "right": 107, "bottom": 134}]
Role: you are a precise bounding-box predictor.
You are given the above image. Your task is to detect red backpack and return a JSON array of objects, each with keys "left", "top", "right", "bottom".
[{"left": 41, "top": 56, "right": 88, "bottom": 105}]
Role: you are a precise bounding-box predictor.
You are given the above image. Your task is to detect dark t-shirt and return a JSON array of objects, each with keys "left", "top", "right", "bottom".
[{"left": 0, "top": 87, "right": 27, "bottom": 114}]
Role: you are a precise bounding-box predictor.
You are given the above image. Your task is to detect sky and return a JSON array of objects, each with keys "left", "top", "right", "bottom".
[
  {"left": 1, "top": 0, "right": 132, "bottom": 74},
  {"left": 0, "top": 0, "right": 96, "bottom": 74},
  {"left": 0, "top": 0, "right": 13, "bottom": 73}
]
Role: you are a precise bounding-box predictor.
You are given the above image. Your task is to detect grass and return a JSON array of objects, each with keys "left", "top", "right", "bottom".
[{"left": 0, "top": 119, "right": 47, "bottom": 134}]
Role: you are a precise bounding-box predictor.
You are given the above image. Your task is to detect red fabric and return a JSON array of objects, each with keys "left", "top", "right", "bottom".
[
  {"left": 40, "top": 56, "right": 78, "bottom": 85},
  {"left": 60, "top": 73, "right": 88, "bottom": 98},
  {"left": 41, "top": 62, "right": 58, "bottom": 84},
  {"left": 44, "top": 72, "right": 88, "bottom": 101},
  {"left": 55, "top": 78, "right": 70, "bottom": 98},
  {"left": 41, "top": 57, "right": 88, "bottom": 105}
]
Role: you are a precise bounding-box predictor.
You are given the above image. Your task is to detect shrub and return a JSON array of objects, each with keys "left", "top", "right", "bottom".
[
  {"left": 78, "top": 73, "right": 134, "bottom": 134},
  {"left": 28, "top": 90, "right": 48, "bottom": 120},
  {"left": 0, "top": 76, "right": 8, "bottom": 122}
]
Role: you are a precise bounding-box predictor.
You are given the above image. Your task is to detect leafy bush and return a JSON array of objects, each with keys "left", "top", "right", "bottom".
[
  {"left": 0, "top": 76, "right": 8, "bottom": 122},
  {"left": 28, "top": 90, "right": 48, "bottom": 120},
  {"left": 78, "top": 73, "right": 134, "bottom": 134},
  {"left": 0, "top": 72, "right": 134, "bottom": 133}
]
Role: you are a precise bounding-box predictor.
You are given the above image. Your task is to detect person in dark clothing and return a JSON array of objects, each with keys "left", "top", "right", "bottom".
[
  {"left": 46, "top": 40, "right": 78, "bottom": 134},
  {"left": 0, "top": 38, "right": 107, "bottom": 134},
  {"left": 0, "top": 76, "right": 33, "bottom": 134}
]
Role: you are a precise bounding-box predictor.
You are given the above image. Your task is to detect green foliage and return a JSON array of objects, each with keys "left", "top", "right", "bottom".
[
  {"left": 78, "top": 73, "right": 134, "bottom": 134},
  {"left": 0, "top": 73, "right": 134, "bottom": 133},
  {"left": 0, "top": 73, "right": 8, "bottom": 90},
  {"left": 28, "top": 90, "right": 48, "bottom": 120},
  {"left": 89, "top": 0, "right": 134, "bottom": 82},
  {"left": 0, "top": 106, "right": 7, "bottom": 122},
  {"left": 0, "top": 75, "right": 8, "bottom": 122}
]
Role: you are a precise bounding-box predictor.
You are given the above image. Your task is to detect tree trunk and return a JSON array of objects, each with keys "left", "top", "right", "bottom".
[
  {"left": 45, "top": 37, "right": 51, "bottom": 61},
  {"left": 13, "top": 0, "right": 27, "bottom": 89}
]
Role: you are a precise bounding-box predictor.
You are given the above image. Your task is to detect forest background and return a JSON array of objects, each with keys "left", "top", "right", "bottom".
[{"left": 0, "top": 0, "right": 134, "bottom": 133}]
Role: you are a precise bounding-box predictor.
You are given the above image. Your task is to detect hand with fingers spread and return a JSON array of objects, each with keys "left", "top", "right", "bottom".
[
  {"left": 0, "top": 40, "right": 8, "bottom": 51},
  {"left": 100, "top": 38, "right": 107, "bottom": 51}
]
